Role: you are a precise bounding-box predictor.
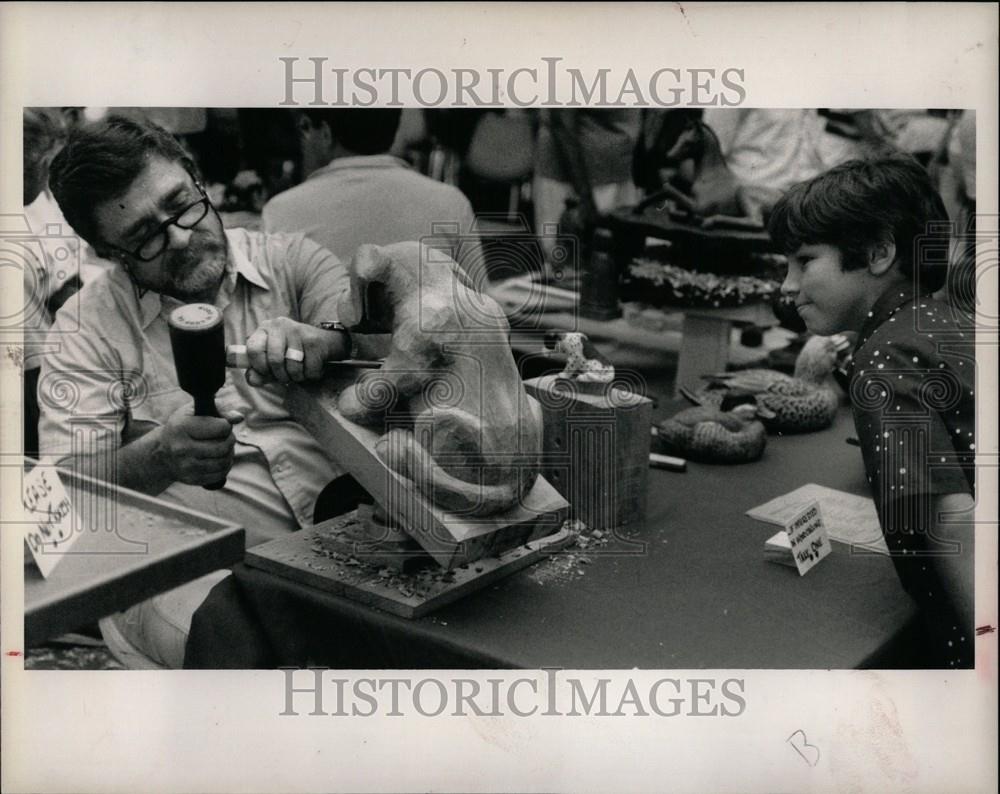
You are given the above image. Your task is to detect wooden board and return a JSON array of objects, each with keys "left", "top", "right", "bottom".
[
  {"left": 23, "top": 464, "right": 245, "bottom": 647},
  {"left": 245, "top": 516, "right": 575, "bottom": 618},
  {"left": 524, "top": 375, "right": 652, "bottom": 532},
  {"left": 286, "top": 381, "right": 568, "bottom": 569}
]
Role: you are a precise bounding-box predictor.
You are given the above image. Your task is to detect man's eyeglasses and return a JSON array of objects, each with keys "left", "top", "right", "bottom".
[{"left": 114, "top": 191, "right": 212, "bottom": 262}]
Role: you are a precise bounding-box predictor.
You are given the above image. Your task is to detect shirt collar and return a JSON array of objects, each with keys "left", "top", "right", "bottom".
[
  {"left": 140, "top": 228, "right": 269, "bottom": 329},
  {"left": 852, "top": 279, "right": 926, "bottom": 356},
  {"left": 306, "top": 154, "right": 408, "bottom": 181}
]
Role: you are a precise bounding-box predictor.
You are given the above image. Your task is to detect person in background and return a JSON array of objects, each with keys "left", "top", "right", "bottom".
[
  {"left": 20, "top": 109, "right": 110, "bottom": 458},
  {"left": 262, "top": 109, "right": 487, "bottom": 289},
  {"left": 700, "top": 108, "right": 826, "bottom": 220},
  {"left": 936, "top": 111, "right": 976, "bottom": 309},
  {"left": 532, "top": 110, "right": 641, "bottom": 279},
  {"left": 769, "top": 156, "right": 975, "bottom": 668},
  {"left": 42, "top": 116, "right": 353, "bottom": 668}
]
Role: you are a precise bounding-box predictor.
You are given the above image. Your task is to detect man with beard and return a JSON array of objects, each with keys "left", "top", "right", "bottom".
[{"left": 39, "top": 116, "right": 352, "bottom": 668}]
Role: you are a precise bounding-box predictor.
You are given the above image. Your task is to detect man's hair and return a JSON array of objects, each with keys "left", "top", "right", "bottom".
[
  {"left": 23, "top": 108, "right": 67, "bottom": 204},
  {"left": 301, "top": 109, "right": 402, "bottom": 155},
  {"left": 768, "top": 155, "right": 951, "bottom": 292},
  {"left": 48, "top": 115, "right": 197, "bottom": 248}
]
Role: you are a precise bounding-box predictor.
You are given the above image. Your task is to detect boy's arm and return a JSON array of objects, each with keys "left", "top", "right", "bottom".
[{"left": 930, "top": 491, "right": 976, "bottom": 635}]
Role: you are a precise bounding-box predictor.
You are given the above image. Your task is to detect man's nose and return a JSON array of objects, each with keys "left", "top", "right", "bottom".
[{"left": 164, "top": 223, "right": 194, "bottom": 250}]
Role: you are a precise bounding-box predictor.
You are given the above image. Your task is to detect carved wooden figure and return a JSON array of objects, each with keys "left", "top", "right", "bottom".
[{"left": 336, "top": 241, "right": 545, "bottom": 518}]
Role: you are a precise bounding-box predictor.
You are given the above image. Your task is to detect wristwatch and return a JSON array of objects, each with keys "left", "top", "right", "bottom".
[{"left": 318, "top": 321, "right": 354, "bottom": 358}]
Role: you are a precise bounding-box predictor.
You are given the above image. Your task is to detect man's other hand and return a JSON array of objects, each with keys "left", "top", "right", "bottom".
[{"left": 156, "top": 403, "right": 242, "bottom": 487}]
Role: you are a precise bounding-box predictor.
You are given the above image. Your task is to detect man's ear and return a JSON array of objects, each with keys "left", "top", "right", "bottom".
[{"left": 867, "top": 238, "right": 897, "bottom": 276}]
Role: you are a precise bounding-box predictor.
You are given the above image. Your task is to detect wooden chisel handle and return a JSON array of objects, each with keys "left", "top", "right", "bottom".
[{"left": 225, "top": 344, "right": 381, "bottom": 370}]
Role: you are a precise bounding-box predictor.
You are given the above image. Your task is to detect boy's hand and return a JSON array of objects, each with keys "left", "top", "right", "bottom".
[{"left": 155, "top": 403, "right": 243, "bottom": 487}]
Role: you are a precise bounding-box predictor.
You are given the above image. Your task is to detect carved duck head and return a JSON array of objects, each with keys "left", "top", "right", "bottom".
[{"left": 793, "top": 334, "right": 851, "bottom": 384}]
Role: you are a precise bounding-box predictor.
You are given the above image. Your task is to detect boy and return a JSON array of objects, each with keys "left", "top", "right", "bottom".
[{"left": 768, "top": 156, "right": 976, "bottom": 668}]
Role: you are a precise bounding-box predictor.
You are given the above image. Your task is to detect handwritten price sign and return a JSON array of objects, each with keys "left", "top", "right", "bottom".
[
  {"left": 784, "top": 500, "right": 831, "bottom": 576},
  {"left": 22, "top": 467, "right": 80, "bottom": 577}
]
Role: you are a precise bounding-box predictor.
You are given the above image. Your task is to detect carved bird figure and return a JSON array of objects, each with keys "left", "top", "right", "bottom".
[
  {"left": 683, "top": 334, "right": 850, "bottom": 433},
  {"left": 543, "top": 331, "right": 615, "bottom": 384},
  {"left": 653, "top": 405, "right": 767, "bottom": 464}
]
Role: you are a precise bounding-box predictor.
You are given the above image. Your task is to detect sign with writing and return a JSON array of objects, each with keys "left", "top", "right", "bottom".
[
  {"left": 783, "top": 500, "right": 831, "bottom": 576},
  {"left": 22, "top": 467, "right": 80, "bottom": 578},
  {"left": 746, "top": 483, "right": 888, "bottom": 555}
]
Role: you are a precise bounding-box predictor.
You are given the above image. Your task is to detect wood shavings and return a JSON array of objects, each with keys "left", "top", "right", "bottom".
[{"left": 526, "top": 519, "right": 609, "bottom": 586}]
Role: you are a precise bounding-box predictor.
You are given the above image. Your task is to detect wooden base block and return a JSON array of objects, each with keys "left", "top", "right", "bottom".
[
  {"left": 305, "top": 513, "right": 428, "bottom": 572},
  {"left": 287, "top": 381, "right": 568, "bottom": 569},
  {"left": 245, "top": 516, "right": 575, "bottom": 618},
  {"left": 523, "top": 375, "right": 652, "bottom": 532}
]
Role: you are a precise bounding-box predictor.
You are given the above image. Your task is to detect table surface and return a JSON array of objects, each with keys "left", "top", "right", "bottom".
[
  {"left": 24, "top": 471, "right": 245, "bottom": 647},
  {"left": 226, "top": 408, "right": 918, "bottom": 669}
]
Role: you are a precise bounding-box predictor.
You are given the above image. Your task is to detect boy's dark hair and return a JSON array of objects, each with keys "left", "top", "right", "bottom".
[
  {"left": 301, "top": 109, "right": 402, "bottom": 155},
  {"left": 48, "top": 115, "right": 197, "bottom": 249},
  {"left": 768, "top": 155, "right": 951, "bottom": 292}
]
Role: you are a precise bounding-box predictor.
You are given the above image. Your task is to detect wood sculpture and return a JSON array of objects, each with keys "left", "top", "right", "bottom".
[
  {"left": 657, "top": 118, "right": 780, "bottom": 229},
  {"left": 336, "top": 241, "right": 544, "bottom": 517},
  {"left": 685, "top": 334, "right": 849, "bottom": 434},
  {"left": 653, "top": 405, "right": 767, "bottom": 464},
  {"left": 542, "top": 331, "right": 615, "bottom": 384}
]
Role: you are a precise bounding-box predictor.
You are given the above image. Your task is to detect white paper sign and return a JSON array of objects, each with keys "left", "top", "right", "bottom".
[
  {"left": 747, "top": 482, "right": 889, "bottom": 555},
  {"left": 22, "top": 467, "right": 80, "bottom": 578},
  {"left": 784, "top": 500, "right": 832, "bottom": 576}
]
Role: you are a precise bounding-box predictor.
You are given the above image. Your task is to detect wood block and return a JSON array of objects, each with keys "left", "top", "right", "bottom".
[
  {"left": 286, "top": 381, "right": 568, "bottom": 569},
  {"left": 245, "top": 516, "right": 575, "bottom": 618},
  {"left": 523, "top": 375, "right": 652, "bottom": 532}
]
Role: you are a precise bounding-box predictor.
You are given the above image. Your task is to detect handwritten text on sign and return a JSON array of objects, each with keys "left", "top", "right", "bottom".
[
  {"left": 22, "top": 467, "right": 80, "bottom": 578},
  {"left": 785, "top": 500, "right": 831, "bottom": 576}
]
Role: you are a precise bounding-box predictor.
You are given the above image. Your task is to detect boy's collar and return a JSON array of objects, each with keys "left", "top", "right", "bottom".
[{"left": 853, "top": 279, "right": 931, "bottom": 352}]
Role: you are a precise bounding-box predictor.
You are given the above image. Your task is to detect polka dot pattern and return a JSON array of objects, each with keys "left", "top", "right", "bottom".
[{"left": 847, "top": 284, "right": 976, "bottom": 667}]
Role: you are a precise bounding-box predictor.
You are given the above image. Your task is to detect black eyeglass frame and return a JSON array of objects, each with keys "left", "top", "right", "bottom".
[{"left": 108, "top": 187, "right": 213, "bottom": 262}]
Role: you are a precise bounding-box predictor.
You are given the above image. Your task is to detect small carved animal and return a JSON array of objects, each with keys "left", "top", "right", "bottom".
[
  {"left": 664, "top": 118, "right": 743, "bottom": 219},
  {"left": 336, "top": 241, "right": 543, "bottom": 517},
  {"left": 543, "top": 331, "right": 615, "bottom": 384},
  {"left": 660, "top": 118, "right": 774, "bottom": 228},
  {"left": 687, "top": 335, "right": 848, "bottom": 434}
]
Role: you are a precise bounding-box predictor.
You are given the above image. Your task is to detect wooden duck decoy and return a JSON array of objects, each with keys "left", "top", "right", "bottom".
[
  {"left": 684, "top": 334, "right": 850, "bottom": 434},
  {"left": 652, "top": 404, "right": 767, "bottom": 464}
]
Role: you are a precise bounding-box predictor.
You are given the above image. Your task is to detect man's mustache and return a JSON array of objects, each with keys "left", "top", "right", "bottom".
[{"left": 166, "top": 232, "right": 227, "bottom": 271}]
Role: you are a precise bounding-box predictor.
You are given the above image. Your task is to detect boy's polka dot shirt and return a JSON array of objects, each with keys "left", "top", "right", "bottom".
[{"left": 848, "top": 283, "right": 976, "bottom": 666}]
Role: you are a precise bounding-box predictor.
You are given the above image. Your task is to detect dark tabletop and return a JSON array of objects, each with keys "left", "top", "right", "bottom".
[{"left": 186, "top": 407, "right": 918, "bottom": 669}]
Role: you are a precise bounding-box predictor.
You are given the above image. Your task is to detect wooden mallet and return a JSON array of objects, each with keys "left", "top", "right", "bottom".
[{"left": 167, "top": 303, "right": 228, "bottom": 491}]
